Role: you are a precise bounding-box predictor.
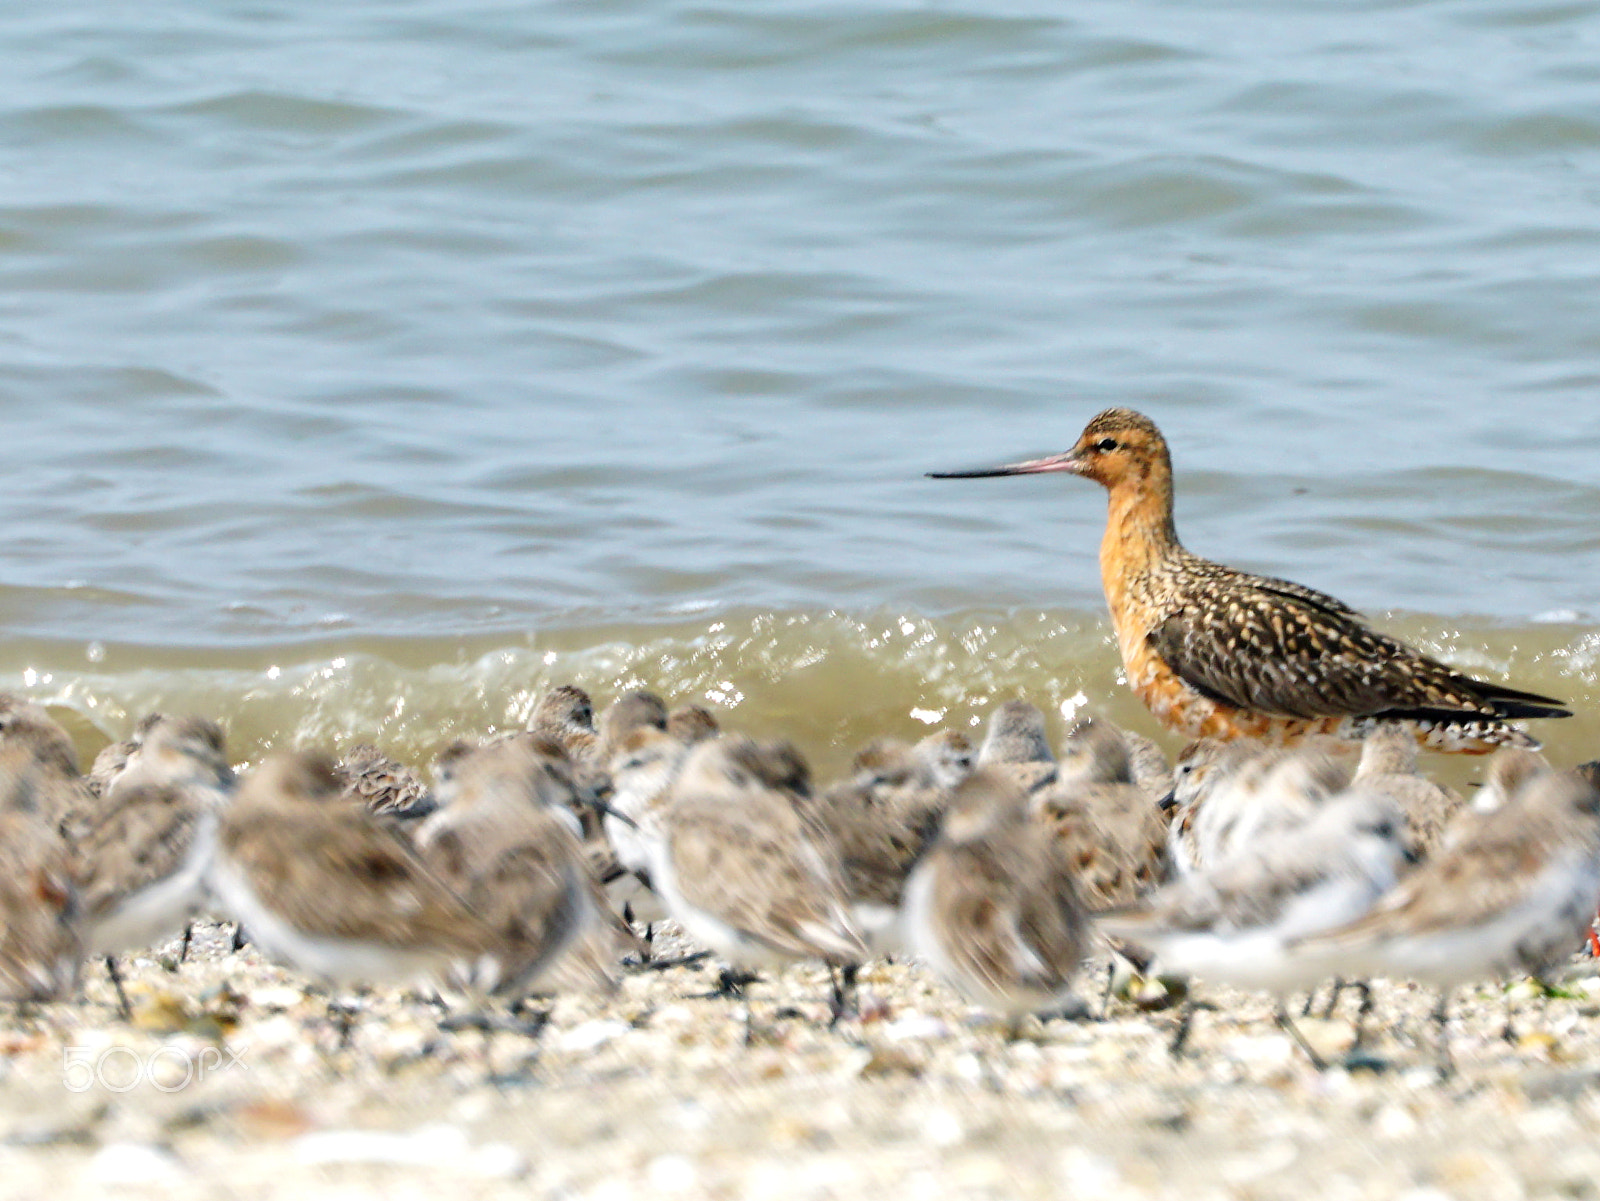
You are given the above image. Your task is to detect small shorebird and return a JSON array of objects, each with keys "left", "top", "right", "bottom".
[
  {"left": 846, "top": 731, "right": 975, "bottom": 797},
  {"left": 1290, "top": 768, "right": 1600, "bottom": 1073},
  {"left": 523, "top": 685, "right": 674, "bottom": 841},
  {"left": 666, "top": 703, "right": 721, "bottom": 746},
  {"left": 75, "top": 717, "right": 235, "bottom": 1015},
  {"left": 208, "top": 751, "right": 494, "bottom": 990},
  {"left": 0, "top": 695, "right": 97, "bottom": 838},
  {"left": 976, "top": 700, "right": 1058, "bottom": 794},
  {"left": 335, "top": 744, "right": 436, "bottom": 829},
  {"left": 441, "top": 724, "right": 645, "bottom": 957},
  {"left": 597, "top": 689, "right": 670, "bottom": 758},
  {"left": 645, "top": 737, "right": 866, "bottom": 1012},
  {"left": 88, "top": 712, "right": 165, "bottom": 800},
  {"left": 415, "top": 740, "right": 613, "bottom": 999},
  {"left": 101, "top": 714, "right": 234, "bottom": 801},
  {"left": 527, "top": 684, "right": 599, "bottom": 760},
  {"left": 914, "top": 729, "right": 978, "bottom": 790},
  {"left": 1468, "top": 745, "right": 1550, "bottom": 817},
  {"left": 902, "top": 768, "right": 1090, "bottom": 1027},
  {"left": 1195, "top": 748, "right": 1349, "bottom": 864},
  {"left": 807, "top": 790, "right": 944, "bottom": 959},
  {"left": 1116, "top": 791, "right": 1410, "bottom": 970},
  {"left": 604, "top": 726, "right": 693, "bottom": 923},
  {"left": 1099, "top": 786, "right": 1409, "bottom": 1065},
  {"left": 931, "top": 408, "right": 1569, "bottom": 752},
  {"left": 1352, "top": 725, "right": 1462, "bottom": 858},
  {"left": 1057, "top": 716, "right": 1169, "bottom": 806},
  {"left": 0, "top": 694, "right": 80, "bottom": 781},
  {"left": 1033, "top": 718, "right": 1169, "bottom": 910},
  {"left": 805, "top": 737, "right": 967, "bottom": 957},
  {"left": 1055, "top": 714, "right": 1154, "bottom": 787},
  {"left": 1166, "top": 743, "right": 1351, "bottom": 877},
  {"left": 0, "top": 752, "right": 82, "bottom": 1005}
]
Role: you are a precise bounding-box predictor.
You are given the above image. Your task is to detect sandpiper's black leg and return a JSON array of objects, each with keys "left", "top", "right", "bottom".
[
  {"left": 104, "top": 956, "right": 132, "bottom": 1021},
  {"left": 1351, "top": 980, "right": 1375, "bottom": 1049},
  {"left": 1169, "top": 1001, "right": 1196, "bottom": 1059},
  {"left": 326, "top": 995, "right": 364, "bottom": 1052},
  {"left": 827, "top": 963, "right": 860, "bottom": 1027},
  {"left": 1433, "top": 989, "right": 1455, "bottom": 1079},
  {"left": 1500, "top": 984, "right": 1520, "bottom": 1045},
  {"left": 696, "top": 966, "right": 758, "bottom": 1000},
  {"left": 1325, "top": 978, "right": 1349, "bottom": 1020},
  {"left": 1275, "top": 1002, "right": 1328, "bottom": 1071}
]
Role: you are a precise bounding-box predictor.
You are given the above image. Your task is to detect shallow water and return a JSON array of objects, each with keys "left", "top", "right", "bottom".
[
  {"left": 2, "top": 0, "right": 1599, "bottom": 770},
  {"left": 10, "top": 611, "right": 1594, "bottom": 795}
]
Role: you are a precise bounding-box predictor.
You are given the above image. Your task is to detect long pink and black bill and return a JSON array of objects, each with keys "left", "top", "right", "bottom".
[{"left": 927, "top": 450, "right": 1083, "bottom": 479}]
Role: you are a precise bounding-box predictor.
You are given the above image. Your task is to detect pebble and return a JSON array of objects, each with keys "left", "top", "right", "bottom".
[
  {"left": 85, "top": 1142, "right": 186, "bottom": 1185},
  {"left": 1373, "top": 1104, "right": 1419, "bottom": 1140},
  {"left": 950, "top": 1053, "right": 985, "bottom": 1084},
  {"left": 1221, "top": 1140, "right": 1299, "bottom": 1186},
  {"left": 557, "top": 1020, "right": 631, "bottom": 1054},
  {"left": 921, "top": 1108, "right": 965, "bottom": 1148},
  {"left": 645, "top": 1153, "right": 699, "bottom": 1193},
  {"left": 1057, "top": 1147, "right": 1123, "bottom": 1196},
  {"left": 882, "top": 1014, "right": 950, "bottom": 1042},
  {"left": 248, "top": 987, "right": 306, "bottom": 1012},
  {"left": 293, "top": 1124, "right": 526, "bottom": 1179}
]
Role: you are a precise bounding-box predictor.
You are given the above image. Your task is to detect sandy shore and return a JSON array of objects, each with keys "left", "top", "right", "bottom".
[{"left": 2, "top": 921, "right": 1599, "bottom": 1201}]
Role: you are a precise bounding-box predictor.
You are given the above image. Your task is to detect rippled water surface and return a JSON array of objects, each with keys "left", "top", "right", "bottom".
[{"left": 3, "top": 0, "right": 1600, "bottom": 766}]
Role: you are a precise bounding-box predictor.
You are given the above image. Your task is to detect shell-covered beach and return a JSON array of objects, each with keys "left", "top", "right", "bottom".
[{"left": 4, "top": 920, "right": 1600, "bottom": 1201}]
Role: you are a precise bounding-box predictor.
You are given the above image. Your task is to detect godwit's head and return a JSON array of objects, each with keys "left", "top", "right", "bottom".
[{"left": 928, "top": 407, "right": 1170, "bottom": 494}]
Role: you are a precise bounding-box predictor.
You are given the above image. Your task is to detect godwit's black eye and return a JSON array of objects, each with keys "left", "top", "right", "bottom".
[{"left": 1096, "top": 437, "right": 1119, "bottom": 452}]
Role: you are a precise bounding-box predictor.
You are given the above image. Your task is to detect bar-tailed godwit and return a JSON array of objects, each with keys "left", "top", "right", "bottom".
[{"left": 932, "top": 408, "right": 1569, "bottom": 752}]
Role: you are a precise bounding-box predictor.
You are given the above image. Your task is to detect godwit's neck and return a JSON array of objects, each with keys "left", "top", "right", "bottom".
[{"left": 1098, "top": 465, "right": 1181, "bottom": 611}]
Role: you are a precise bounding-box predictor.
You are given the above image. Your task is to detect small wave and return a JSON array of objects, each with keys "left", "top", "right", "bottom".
[{"left": 5, "top": 607, "right": 1592, "bottom": 790}]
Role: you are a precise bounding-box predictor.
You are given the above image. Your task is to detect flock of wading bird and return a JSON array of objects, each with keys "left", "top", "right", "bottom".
[{"left": 0, "top": 407, "right": 1595, "bottom": 1078}]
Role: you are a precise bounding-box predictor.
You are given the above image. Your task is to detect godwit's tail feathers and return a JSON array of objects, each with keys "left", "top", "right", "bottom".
[{"left": 1467, "top": 680, "right": 1571, "bottom": 722}]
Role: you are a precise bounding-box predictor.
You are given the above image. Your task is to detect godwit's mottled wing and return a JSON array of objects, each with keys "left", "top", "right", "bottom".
[
  {"left": 1148, "top": 574, "right": 1568, "bottom": 724},
  {"left": 1226, "top": 570, "right": 1361, "bottom": 619}
]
